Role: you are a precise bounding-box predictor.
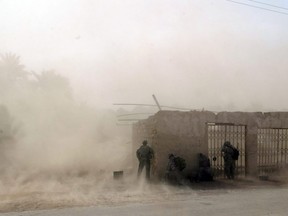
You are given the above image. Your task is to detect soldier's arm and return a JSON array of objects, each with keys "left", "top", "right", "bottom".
[{"left": 136, "top": 149, "right": 141, "bottom": 160}]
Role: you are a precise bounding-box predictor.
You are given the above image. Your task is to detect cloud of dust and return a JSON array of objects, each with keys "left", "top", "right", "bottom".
[{"left": 0, "top": 54, "right": 160, "bottom": 209}]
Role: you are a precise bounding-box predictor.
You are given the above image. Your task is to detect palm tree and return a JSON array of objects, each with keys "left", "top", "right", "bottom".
[
  {"left": 0, "top": 53, "right": 27, "bottom": 81},
  {"left": 34, "top": 70, "right": 73, "bottom": 100},
  {"left": 0, "top": 53, "right": 28, "bottom": 96}
]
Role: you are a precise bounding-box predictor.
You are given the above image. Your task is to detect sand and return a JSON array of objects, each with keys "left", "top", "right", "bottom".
[{"left": 0, "top": 173, "right": 287, "bottom": 215}]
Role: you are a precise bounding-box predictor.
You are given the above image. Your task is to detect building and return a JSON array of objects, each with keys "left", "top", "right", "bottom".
[{"left": 132, "top": 110, "right": 288, "bottom": 180}]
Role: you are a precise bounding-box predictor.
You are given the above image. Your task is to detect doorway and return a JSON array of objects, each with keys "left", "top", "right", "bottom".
[{"left": 207, "top": 123, "right": 246, "bottom": 178}]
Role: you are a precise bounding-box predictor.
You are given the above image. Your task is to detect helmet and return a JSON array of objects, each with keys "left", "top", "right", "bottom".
[{"left": 224, "top": 141, "right": 231, "bottom": 146}]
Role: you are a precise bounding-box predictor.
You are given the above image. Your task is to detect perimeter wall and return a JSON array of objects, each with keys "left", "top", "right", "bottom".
[{"left": 133, "top": 110, "right": 288, "bottom": 180}]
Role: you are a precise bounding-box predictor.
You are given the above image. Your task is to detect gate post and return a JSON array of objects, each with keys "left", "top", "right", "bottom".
[{"left": 246, "top": 125, "right": 258, "bottom": 177}]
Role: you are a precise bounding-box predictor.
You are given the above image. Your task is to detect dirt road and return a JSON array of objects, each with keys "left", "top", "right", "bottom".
[{"left": 1, "top": 178, "right": 288, "bottom": 216}]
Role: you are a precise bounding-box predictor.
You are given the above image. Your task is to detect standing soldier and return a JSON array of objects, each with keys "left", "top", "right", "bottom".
[
  {"left": 136, "top": 140, "right": 154, "bottom": 180},
  {"left": 221, "top": 141, "right": 236, "bottom": 179}
]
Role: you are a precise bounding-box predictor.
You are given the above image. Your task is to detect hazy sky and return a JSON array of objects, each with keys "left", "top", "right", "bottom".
[{"left": 1, "top": 0, "right": 288, "bottom": 111}]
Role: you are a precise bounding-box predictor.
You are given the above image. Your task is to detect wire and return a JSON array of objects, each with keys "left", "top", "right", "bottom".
[
  {"left": 113, "top": 103, "right": 193, "bottom": 111},
  {"left": 247, "top": 0, "right": 288, "bottom": 11},
  {"left": 113, "top": 103, "right": 158, "bottom": 107},
  {"left": 117, "top": 113, "right": 154, "bottom": 117},
  {"left": 226, "top": 0, "right": 288, "bottom": 16},
  {"left": 118, "top": 119, "right": 144, "bottom": 121}
]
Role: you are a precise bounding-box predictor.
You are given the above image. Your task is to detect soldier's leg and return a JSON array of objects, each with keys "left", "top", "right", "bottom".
[
  {"left": 175, "top": 170, "right": 184, "bottom": 185},
  {"left": 145, "top": 160, "right": 151, "bottom": 180},
  {"left": 224, "top": 162, "right": 230, "bottom": 179},
  {"left": 198, "top": 168, "right": 204, "bottom": 181},
  {"left": 230, "top": 161, "right": 236, "bottom": 179},
  {"left": 138, "top": 161, "right": 145, "bottom": 177},
  {"left": 229, "top": 162, "right": 235, "bottom": 179}
]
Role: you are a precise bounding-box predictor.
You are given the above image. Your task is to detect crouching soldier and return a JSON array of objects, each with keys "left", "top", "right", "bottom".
[
  {"left": 165, "top": 154, "right": 186, "bottom": 185},
  {"left": 197, "top": 153, "right": 213, "bottom": 182}
]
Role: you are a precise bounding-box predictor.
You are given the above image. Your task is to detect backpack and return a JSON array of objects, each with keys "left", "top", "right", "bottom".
[
  {"left": 232, "top": 147, "right": 239, "bottom": 160},
  {"left": 174, "top": 156, "right": 186, "bottom": 171}
]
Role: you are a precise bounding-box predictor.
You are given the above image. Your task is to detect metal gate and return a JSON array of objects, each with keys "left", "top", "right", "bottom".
[
  {"left": 207, "top": 123, "right": 246, "bottom": 178},
  {"left": 257, "top": 128, "right": 288, "bottom": 175}
]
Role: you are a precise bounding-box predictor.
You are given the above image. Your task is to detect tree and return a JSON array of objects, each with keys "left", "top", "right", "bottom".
[
  {"left": 0, "top": 53, "right": 28, "bottom": 97},
  {"left": 33, "top": 70, "right": 73, "bottom": 101}
]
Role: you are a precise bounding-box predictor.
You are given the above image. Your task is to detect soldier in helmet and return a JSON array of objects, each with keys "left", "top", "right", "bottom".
[{"left": 136, "top": 140, "right": 154, "bottom": 180}]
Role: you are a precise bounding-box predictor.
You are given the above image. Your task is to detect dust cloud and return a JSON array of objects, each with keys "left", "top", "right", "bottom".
[
  {"left": 1, "top": 54, "right": 288, "bottom": 213},
  {"left": 0, "top": 53, "right": 165, "bottom": 212}
]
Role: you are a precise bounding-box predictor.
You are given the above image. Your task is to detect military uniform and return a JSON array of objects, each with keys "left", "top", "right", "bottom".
[
  {"left": 197, "top": 153, "right": 213, "bottom": 181},
  {"left": 221, "top": 141, "right": 236, "bottom": 179},
  {"left": 136, "top": 141, "right": 154, "bottom": 180},
  {"left": 165, "top": 154, "right": 184, "bottom": 185}
]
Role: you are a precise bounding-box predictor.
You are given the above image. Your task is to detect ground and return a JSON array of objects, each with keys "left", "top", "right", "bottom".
[{"left": 0, "top": 174, "right": 288, "bottom": 216}]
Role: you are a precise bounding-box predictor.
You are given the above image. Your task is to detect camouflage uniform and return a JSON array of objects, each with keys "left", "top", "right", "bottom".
[
  {"left": 221, "top": 141, "right": 236, "bottom": 179},
  {"left": 136, "top": 140, "right": 154, "bottom": 180}
]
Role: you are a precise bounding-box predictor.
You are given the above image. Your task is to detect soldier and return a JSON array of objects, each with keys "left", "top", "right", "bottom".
[
  {"left": 197, "top": 153, "right": 213, "bottom": 181},
  {"left": 165, "top": 153, "right": 185, "bottom": 185},
  {"left": 166, "top": 154, "right": 177, "bottom": 172},
  {"left": 221, "top": 141, "right": 236, "bottom": 179},
  {"left": 136, "top": 140, "right": 154, "bottom": 180}
]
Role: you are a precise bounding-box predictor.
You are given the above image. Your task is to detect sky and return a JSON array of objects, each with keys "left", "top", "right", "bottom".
[{"left": 1, "top": 0, "right": 288, "bottom": 111}]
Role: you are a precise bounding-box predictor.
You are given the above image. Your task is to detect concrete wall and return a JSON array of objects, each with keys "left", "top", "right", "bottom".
[{"left": 132, "top": 110, "right": 288, "bottom": 179}]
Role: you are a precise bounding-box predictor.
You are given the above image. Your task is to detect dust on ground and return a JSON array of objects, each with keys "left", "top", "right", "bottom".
[{"left": 0, "top": 170, "right": 287, "bottom": 213}]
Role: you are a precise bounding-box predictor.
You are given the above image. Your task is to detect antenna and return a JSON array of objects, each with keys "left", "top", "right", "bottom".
[{"left": 152, "top": 94, "right": 161, "bottom": 111}]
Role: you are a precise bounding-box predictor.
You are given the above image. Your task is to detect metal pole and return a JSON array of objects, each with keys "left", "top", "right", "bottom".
[{"left": 152, "top": 94, "right": 161, "bottom": 111}]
